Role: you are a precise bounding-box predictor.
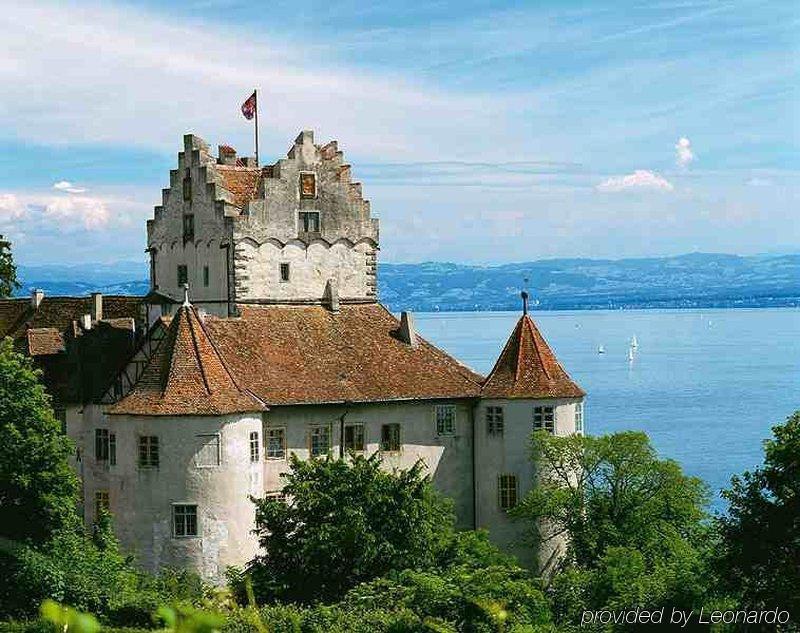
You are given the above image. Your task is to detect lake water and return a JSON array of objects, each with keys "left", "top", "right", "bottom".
[{"left": 414, "top": 308, "right": 800, "bottom": 511}]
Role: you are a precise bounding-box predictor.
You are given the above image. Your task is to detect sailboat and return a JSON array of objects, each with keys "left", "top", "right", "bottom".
[
  {"left": 627, "top": 347, "right": 635, "bottom": 362},
  {"left": 597, "top": 345, "right": 605, "bottom": 354},
  {"left": 630, "top": 334, "right": 638, "bottom": 349}
]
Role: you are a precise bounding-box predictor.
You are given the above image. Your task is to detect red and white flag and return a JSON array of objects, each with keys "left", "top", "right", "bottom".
[{"left": 241, "top": 91, "right": 257, "bottom": 120}]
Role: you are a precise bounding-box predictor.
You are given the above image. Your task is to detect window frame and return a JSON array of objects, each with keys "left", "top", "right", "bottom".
[
  {"left": 94, "top": 490, "right": 109, "bottom": 518},
  {"left": 575, "top": 402, "right": 584, "bottom": 435},
  {"left": 380, "top": 423, "right": 401, "bottom": 453},
  {"left": 533, "top": 405, "right": 555, "bottom": 434},
  {"left": 343, "top": 423, "right": 366, "bottom": 454},
  {"left": 266, "top": 427, "right": 287, "bottom": 460},
  {"left": 309, "top": 425, "right": 331, "bottom": 458},
  {"left": 138, "top": 435, "right": 160, "bottom": 469},
  {"left": 195, "top": 433, "right": 221, "bottom": 468},
  {"left": 435, "top": 404, "right": 457, "bottom": 436},
  {"left": 298, "top": 210, "right": 320, "bottom": 233},
  {"left": 249, "top": 431, "right": 260, "bottom": 463},
  {"left": 299, "top": 172, "right": 317, "bottom": 199},
  {"left": 172, "top": 503, "right": 199, "bottom": 538},
  {"left": 486, "top": 406, "right": 504, "bottom": 437},
  {"left": 279, "top": 262, "right": 291, "bottom": 283},
  {"left": 498, "top": 474, "right": 519, "bottom": 511},
  {"left": 95, "top": 428, "right": 110, "bottom": 462},
  {"left": 182, "top": 214, "right": 195, "bottom": 242},
  {"left": 203, "top": 265, "right": 210, "bottom": 287}
]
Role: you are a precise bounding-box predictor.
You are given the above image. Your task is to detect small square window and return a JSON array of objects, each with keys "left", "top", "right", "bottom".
[
  {"left": 177, "top": 265, "right": 188, "bottom": 286},
  {"left": 533, "top": 406, "right": 555, "bottom": 434},
  {"left": 250, "top": 431, "right": 260, "bottom": 463},
  {"left": 196, "top": 434, "right": 221, "bottom": 467},
  {"left": 435, "top": 405, "right": 456, "bottom": 436},
  {"left": 182, "top": 173, "right": 192, "bottom": 201},
  {"left": 94, "top": 490, "right": 109, "bottom": 518},
  {"left": 203, "top": 266, "right": 210, "bottom": 287},
  {"left": 266, "top": 428, "right": 286, "bottom": 460},
  {"left": 380, "top": 423, "right": 401, "bottom": 453},
  {"left": 173, "top": 503, "right": 198, "bottom": 537},
  {"left": 344, "top": 424, "right": 365, "bottom": 453},
  {"left": 498, "top": 474, "right": 518, "bottom": 510},
  {"left": 299, "top": 172, "right": 317, "bottom": 199},
  {"left": 310, "top": 426, "right": 330, "bottom": 458},
  {"left": 486, "top": 406, "right": 504, "bottom": 436},
  {"left": 139, "top": 436, "right": 159, "bottom": 468},
  {"left": 183, "top": 214, "right": 195, "bottom": 242},
  {"left": 279, "top": 262, "right": 290, "bottom": 282},
  {"left": 299, "top": 211, "right": 320, "bottom": 233},
  {"left": 575, "top": 403, "right": 584, "bottom": 435},
  {"left": 265, "top": 491, "right": 287, "bottom": 503}
]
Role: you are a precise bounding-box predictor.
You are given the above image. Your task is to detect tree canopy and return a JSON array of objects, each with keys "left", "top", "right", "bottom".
[
  {"left": 0, "top": 236, "right": 19, "bottom": 298},
  {"left": 716, "top": 412, "right": 800, "bottom": 620},
  {"left": 0, "top": 338, "right": 79, "bottom": 544},
  {"left": 247, "top": 453, "right": 455, "bottom": 603},
  {"left": 515, "top": 431, "right": 714, "bottom": 621}
]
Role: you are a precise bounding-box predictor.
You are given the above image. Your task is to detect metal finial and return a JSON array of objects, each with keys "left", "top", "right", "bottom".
[
  {"left": 182, "top": 283, "right": 191, "bottom": 307},
  {"left": 521, "top": 290, "right": 529, "bottom": 316}
]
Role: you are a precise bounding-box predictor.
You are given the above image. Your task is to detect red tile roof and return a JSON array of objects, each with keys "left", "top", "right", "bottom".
[
  {"left": 205, "top": 304, "right": 484, "bottom": 406},
  {"left": 110, "top": 303, "right": 483, "bottom": 414},
  {"left": 482, "top": 314, "right": 584, "bottom": 399},
  {"left": 0, "top": 295, "right": 142, "bottom": 344},
  {"left": 26, "top": 328, "right": 66, "bottom": 356},
  {"left": 107, "top": 305, "right": 265, "bottom": 416}
]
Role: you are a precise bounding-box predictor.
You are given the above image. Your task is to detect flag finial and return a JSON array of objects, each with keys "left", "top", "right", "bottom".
[
  {"left": 182, "top": 283, "right": 191, "bottom": 308},
  {"left": 521, "top": 290, "right": 529, "bottom": 316}
]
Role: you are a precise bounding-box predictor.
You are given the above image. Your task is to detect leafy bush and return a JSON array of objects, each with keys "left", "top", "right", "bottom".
[{"left": 246, "top": 454, "right": 455, "bottom": 603}]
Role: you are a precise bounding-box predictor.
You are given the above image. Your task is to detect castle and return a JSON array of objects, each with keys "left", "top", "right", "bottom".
[{"left": 0, "top": 131, "right": 584, "bottom": 582}]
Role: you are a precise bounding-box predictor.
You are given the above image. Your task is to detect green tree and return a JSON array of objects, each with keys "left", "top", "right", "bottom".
[
  {"left": 716, "top": 412, "right": 800, "bottom": 622},
  {"left": 0, "top": 236, "right": 18, "bottom": 298},
  {"left": 0, "top": 338, "right": 79, "bottom": 543},
  {"left": 246, "top": 453, "right": 455, "bottom": 603},
  {"left": 516, "top": 431, "right": 713, "bottom": 621}
]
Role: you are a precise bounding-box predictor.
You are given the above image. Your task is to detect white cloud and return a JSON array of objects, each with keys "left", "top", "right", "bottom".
[
  {"left": 43, "top": 196, "right": 109, "bottom": 229},
  {"left": 596, "top": 170, "right": 674, "bottom": 193},
  {"left": 53, "top": 180, "right": 87, "bottom": 194},
  {"left": 675, "top": 137, "right": 694, "bottom": 168},
  {"left": 0, "top": 193, "right": 27, "bottom": 221},
  {"left": 746, "top": 177, "right": 772, "bottom": 187}
]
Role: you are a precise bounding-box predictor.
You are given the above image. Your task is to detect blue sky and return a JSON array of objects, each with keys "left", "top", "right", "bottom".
[{"left": 0, "top": 0, "right": 797, "bottom": 266}]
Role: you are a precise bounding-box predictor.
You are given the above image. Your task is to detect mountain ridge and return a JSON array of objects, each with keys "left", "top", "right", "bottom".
[{"left": 13, "top": 253, "right": 800, "bottom": 311}]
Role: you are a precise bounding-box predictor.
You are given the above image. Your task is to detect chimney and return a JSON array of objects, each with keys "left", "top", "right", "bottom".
[
  {"left": 80, "top": 314, "right": 92, "bottom": 331},
  {"left": 324, "top": 279, "right": 340, "bottom": 313},
  {"left": 30, "top": 289, "right": 44, "bottom": 310},
  {"left": 398, "top": 311, "right": 418, "bottom": 348},
  {"left": 90, "top": 292, "right": 103, "bottom": 322},
  {"left": 218, "top": 144, "right": 237, "bottom": 166}
]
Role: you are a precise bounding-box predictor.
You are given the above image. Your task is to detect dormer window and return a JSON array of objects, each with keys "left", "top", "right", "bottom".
[
  {"left": 299, "top": 211, "right": 320, "bottom": 233},
  {"left": 299, "top": 172, "right": 316, "bottom": 199}
]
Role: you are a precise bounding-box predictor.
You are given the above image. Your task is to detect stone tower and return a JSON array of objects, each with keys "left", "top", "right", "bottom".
[{"left": 147, "top": 131, "right": 379, "bottom": 315}]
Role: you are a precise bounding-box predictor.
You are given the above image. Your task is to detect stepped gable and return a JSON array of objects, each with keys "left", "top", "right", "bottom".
[
  {"left": 482, "top": 314, "right": 584, "bottom": 399},
  {"left": 216, "top": 165, "right": 270, "bottom": 210},
  {"left": 107, "top": 304, "right": 265, "bottom": 416},
  {"left": 202, "top": 303, "right": 484, "bottom": 405}
]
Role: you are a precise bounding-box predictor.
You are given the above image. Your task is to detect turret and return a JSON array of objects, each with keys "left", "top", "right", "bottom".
[{"left": 476, "top": 292, "right": 585, "bottom": 571}]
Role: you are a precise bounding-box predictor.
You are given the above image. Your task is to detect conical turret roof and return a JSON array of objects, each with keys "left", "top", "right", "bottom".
[
  {"left": 107, "top": 305, "right": 265, "bottom": 416},
  {"left": 482, "top": 314, "right": 584, "bottom": 399}
]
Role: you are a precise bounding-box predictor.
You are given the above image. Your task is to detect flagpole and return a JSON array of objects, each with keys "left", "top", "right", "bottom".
[{"left": 254, "top": 88, "right": 259, "bottom": 166}]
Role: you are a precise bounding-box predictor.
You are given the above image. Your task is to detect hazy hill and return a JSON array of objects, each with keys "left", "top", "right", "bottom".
[{"left": 14, "top": 253, "right": 800, "bottom": 312}]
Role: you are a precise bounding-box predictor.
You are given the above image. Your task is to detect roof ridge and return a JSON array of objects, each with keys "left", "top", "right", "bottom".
[
  {"left": 185, "top": 307, "right": 212, "bottom": 395},
  {"left": 525, "top": 315, "right": 551, "bottom": 380}
]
